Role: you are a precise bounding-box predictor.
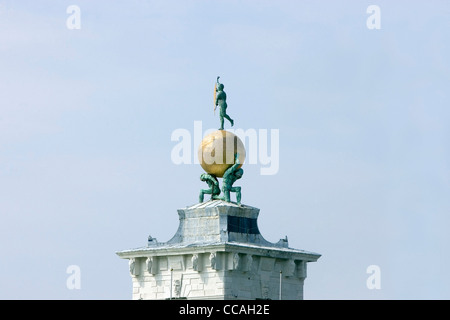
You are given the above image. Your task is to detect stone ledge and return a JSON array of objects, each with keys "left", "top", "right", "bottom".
[{"left": 116, "top": 241, "right": 320, "bottom": 262}]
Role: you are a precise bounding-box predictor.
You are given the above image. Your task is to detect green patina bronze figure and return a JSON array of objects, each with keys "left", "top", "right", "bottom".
[
  {"left": 217, "top": 153, "right": 243, "bottom": 205},
  {"left": 198, "top": 78, "right": 243, "bottom": 204},
  {"left": 215, "top": 76, "right": 234, "bottom": 130},
  {"left": 199, "top": 173, "right": 221, "bottom": 203}
]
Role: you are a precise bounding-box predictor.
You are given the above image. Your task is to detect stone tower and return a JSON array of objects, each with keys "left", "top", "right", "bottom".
[
  {"left": 116, "top": 76, "right": 320, "bottom": 299},
  {"left": 116, "top": 200, "right": 320, "bottom": 300}
]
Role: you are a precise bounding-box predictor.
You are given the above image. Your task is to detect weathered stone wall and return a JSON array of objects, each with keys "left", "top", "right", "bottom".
[{"left": 129, "top": 251, "right": 307, "bottom": 300}]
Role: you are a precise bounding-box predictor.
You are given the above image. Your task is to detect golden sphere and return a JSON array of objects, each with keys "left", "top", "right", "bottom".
[{"left": 198, "top": 130, "right": 246, "bottom": 178}]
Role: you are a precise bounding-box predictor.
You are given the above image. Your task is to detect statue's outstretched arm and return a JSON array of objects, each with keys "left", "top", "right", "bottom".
[
  {"left": 229, "top": 161, "right": 240, "bottom": 172},
  {"left": 235, "top": 153, "right": 240, "bottom": 165}
]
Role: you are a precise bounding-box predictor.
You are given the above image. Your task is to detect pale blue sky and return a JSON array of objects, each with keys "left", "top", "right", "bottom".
[{"left": 0, "top": 0, "right": 449, "bottom": 299}]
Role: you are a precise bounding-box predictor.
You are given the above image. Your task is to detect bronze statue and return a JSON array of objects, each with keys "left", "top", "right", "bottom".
[
  {"left": 215, "top": 77, "right": 234, "bottom": 130},
  {"left": 199, "top": 173, "right": 221, "bottom": 202},
  {"left": 198, "top": 78, "right": 244, "bottom": 204},
  {"left": 217, "top": 153, "right": 243, "bottom": 205}
]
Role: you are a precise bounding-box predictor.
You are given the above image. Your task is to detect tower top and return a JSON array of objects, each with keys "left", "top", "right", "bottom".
[{"left": 116, "top": 200, "right": 321, "bottom": 263}]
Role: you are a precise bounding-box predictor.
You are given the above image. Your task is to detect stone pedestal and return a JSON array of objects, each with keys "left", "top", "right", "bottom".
[{"left": 116, "top": 200, "right": 320, "bottom": 300}]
